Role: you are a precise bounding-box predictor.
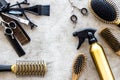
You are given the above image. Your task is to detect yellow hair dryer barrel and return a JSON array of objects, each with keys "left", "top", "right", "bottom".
[{"left": 73, "top": 29, "right": 115, "bottom": 80}]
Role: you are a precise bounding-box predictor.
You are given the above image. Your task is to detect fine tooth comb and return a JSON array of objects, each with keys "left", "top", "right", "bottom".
[
  {"left": 72, "top": 53, "right": 86, "bottom": 80},
  {"left": 89, "top": 0, "right": 120, "bottom": 27},
  {"left": 100, "top": 28, "right": 120, "bottom": 55},
  {"left": 0, "top": 60, "right": 47, "bottom": 77}
]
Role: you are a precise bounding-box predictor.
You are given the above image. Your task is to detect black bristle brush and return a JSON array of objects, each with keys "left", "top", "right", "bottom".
[
  {"left": 72, "top": 53, "right": 86, "bottom": 80},
  {"left": 0, "top": 60, "right": 47, "bottom": 77},
  {"left": 100, "top": 28, "right": 120, "bottom": 55},
  {"left": 89, "top": 0, "right": 120, "bottom": 27}
]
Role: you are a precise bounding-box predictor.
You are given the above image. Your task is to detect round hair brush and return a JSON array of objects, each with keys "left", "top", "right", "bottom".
[
  {"left": 0, "top": 60, "right": 47, "bottom": 77},
  {"left": 72, "top": 53, "right": 86, "bottom": 80},
  {"left": 89, "top": 0, "right": 120, "bottom": 27}
]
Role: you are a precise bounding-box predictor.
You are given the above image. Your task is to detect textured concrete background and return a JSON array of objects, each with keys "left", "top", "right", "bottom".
[{"left": 0, "top": 0, "right": 120, "bottom": 80}]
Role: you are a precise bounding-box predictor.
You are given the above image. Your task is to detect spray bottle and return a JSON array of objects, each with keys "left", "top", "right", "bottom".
[{"left": 73, "top": 29, "right": 115, "bottom": 80}]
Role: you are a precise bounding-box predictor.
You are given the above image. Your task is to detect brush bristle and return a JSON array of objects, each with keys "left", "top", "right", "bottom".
[
  {"left": 72, "top": 54, "right": 86, "bottom": 80},
  {"left": 90, "top": 0, "right": 118, "bottom": 23},
  {"left": 100, "top": 28, "right": 120, "bottom": 55}
]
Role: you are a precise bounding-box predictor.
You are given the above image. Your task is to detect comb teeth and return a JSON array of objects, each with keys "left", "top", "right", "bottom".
[
  {"left": 100, "top": 28, "right": 120, "bottom": 55},
  {"left": 72, "top": 54, "right": 86, "bottom": 80},
  {"left": 15, "top": 60, "right": 47, "bottom": 76}
]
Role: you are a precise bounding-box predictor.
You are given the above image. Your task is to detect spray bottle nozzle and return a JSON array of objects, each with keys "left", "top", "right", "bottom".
[{"left": 73, "top": 28, "right": 97, "bottom": 49}]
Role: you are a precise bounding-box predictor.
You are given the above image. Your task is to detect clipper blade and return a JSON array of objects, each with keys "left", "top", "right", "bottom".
[{"left": 100, "top": 28, "right": 120, "bottom": 55}]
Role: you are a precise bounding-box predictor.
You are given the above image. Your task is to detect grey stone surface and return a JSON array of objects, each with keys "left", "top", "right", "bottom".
[{"left": 0, "top": 0, "right": 120, "bottom": 80}]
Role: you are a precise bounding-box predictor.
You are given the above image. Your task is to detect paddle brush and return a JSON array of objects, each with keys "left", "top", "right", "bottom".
[{"left": 89, "top": 0, "right": 120, "bottom": 27}]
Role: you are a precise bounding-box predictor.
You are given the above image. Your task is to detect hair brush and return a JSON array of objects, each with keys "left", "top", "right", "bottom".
[
  {"left": 72, "top": 53, "right": 86, "bottom": 80},
  {"left": 100, "top": 28, "right": 120, "bottom": 55},
  {"left": 0, "top": 60, "right": 47, "bottom": 77},
  {"left": 89, "top": 0, "right": 120, "bottom": 27}
]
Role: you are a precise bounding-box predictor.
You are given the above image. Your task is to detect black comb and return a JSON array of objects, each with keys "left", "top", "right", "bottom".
[{"left": 89, "top": 0, "right": 120, "bottom": 27}]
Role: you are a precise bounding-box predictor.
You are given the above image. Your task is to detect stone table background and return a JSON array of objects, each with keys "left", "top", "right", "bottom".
[{"left": 0, "top": 0, "right": 120, "bottom": 80}]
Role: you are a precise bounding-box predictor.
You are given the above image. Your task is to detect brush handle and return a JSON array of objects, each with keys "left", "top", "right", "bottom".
[
  {"left": 0, "top": 65, "right": 11, "bottom": 72},
  {"left": 5, "top": 34, "right": 25, "bottom": 57}
]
